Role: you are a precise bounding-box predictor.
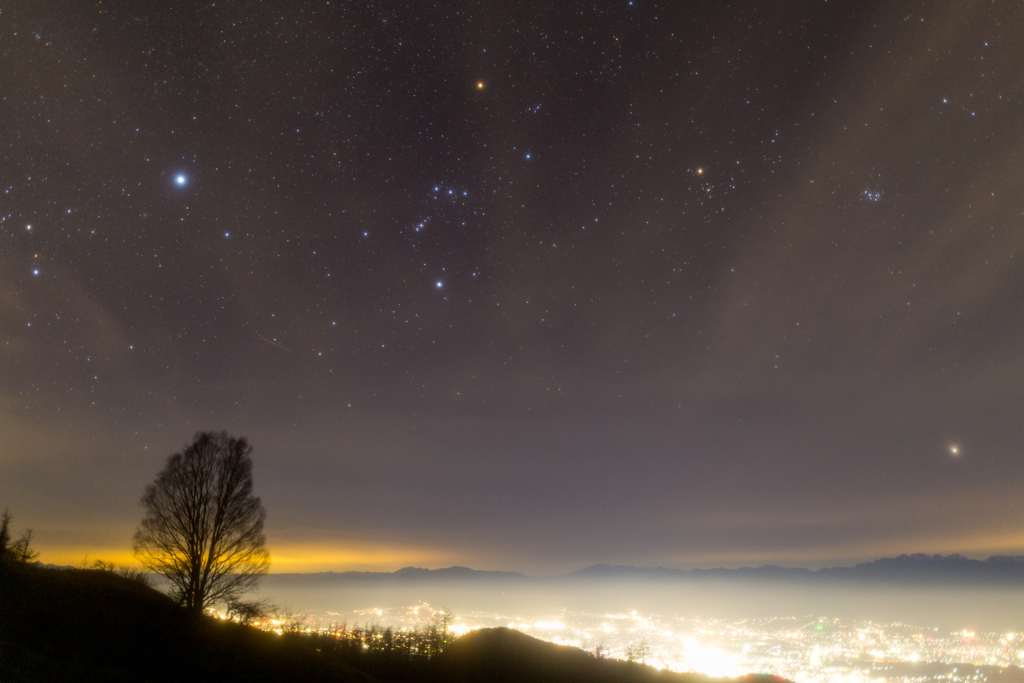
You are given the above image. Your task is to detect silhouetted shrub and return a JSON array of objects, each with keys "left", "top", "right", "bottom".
[{"left": 0, "top": 509, "right": 39, "bottom": 565}]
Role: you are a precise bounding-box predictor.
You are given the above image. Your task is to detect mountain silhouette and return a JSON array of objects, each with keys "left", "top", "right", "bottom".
[
  {"left": 259, "top": 554, "right": 1024, "bottom": 588},
  {"left": 566, "top": 555, "right": 1024, "bottom": 584}
]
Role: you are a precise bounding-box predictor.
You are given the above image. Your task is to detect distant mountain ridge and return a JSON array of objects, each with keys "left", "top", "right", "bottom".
[
  {"left": 568, "top": 554, "right": 1024, "bottom": 584},
  {"left": 262, "top": 554, "right": 1024, "bottom": 585},
  {"left": 263, "top": 565, "right": 530, "bottom": 585}
]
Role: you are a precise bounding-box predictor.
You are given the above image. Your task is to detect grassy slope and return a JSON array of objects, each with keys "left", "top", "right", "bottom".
[{"left": 0, "top": 562, "right": 370, "bottom": 683}]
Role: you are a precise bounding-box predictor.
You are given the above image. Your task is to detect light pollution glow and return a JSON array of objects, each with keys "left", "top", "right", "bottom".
[
  {"left": 31, "top": 529, "right": 1024, "bottom": 574},
  {"left": 265, "top": 541, "right": 454, "bottom": 572},
  {"left": 33, "top": 540, "right": 457, "bottom": 573}
]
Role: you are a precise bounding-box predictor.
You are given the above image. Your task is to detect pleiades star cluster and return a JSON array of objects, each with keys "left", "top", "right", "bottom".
[{"left": 1, "top": 1, "right": 1022, "bottom": 571}]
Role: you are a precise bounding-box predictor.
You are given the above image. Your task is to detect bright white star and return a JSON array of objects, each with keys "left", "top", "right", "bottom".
[{"left": 175, "top": 175, "right": 187, "bottom": 186}]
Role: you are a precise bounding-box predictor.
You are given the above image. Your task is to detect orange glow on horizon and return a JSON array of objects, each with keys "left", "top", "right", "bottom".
[
  {"left": 34, "top": 545, "right": 140, "bottom": 568},
  {"left": 28, "top": 531, "right": 1024, "bottom": 574},
  {"left": 33, "top": 540, "right": 457, "bottom": 573},
  {"left": 269, "top": 541, "right": 452, "bottom": 572}
]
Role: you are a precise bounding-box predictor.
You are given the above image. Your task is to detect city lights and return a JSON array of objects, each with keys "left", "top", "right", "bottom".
[{"left": 256, "top": 602, "right": 1022, "bottom": 683}]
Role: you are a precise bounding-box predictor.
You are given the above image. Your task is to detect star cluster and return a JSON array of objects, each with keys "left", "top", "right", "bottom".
[{"left": 1, "top": 1, "right": 1023, "bottom": 572}]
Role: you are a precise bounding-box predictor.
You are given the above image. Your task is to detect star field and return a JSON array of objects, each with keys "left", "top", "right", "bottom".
[{"left": 1, "top": 1, "right": 1023, "bottom": 572}]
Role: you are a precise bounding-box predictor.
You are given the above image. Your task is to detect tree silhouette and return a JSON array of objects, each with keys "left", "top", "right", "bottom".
[
  {"left": 226, "top": 597, "right": 274, "bottom": 625},
  {"left": 435, "top": 606, "right": 454, "bottom": 652},
  {"left": 133, "top": 432, "right": 269, "bottom": 614},
  {"left": 1, "top": 508, "right": 39, "bottom": 564},
  {"left": 0, "top": 509, "right": 10, "bottom": 560}
]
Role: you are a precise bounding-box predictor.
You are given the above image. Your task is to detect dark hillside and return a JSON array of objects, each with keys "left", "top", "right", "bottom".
[
  {"left": 0, "top": 563, "right": 788, "bottom": 683},
  {"left": 0, "top": 562, "right": 370, "bottom": 683},
  {"left": 436, "top": 628, "right": 786, "bottom": 683}
]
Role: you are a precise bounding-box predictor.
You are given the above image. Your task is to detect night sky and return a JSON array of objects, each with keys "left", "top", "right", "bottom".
[{"left": 2, "top": 1, "right": 1023, "bottom": 574}]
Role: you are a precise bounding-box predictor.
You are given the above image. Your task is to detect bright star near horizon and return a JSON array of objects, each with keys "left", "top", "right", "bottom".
[{"left": 4, "top": 0, "right": 1019, "bottom": 579}]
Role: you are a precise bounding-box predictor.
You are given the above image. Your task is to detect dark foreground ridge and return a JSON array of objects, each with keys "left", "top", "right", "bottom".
[
  {"left": 0, "top": 561, "right": 787, "bottom": 683},
  {"left": 0, "top": 561, "right": 369, "bottom": 682},
  {"left": 438, "top": 628, "right": 785, "bottom": 683}
]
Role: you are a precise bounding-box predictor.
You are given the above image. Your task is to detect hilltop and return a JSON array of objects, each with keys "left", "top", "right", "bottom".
[
  {"left": 0, "top": 561, "right": 369, "bottom": 683},
  {"left": 437, "top": 628, "right": 785, "bottom": 683}
]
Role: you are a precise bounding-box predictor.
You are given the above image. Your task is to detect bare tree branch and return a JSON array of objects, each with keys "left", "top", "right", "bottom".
[{"left": 133, "top": 432, "right": 270, "bottom": 614}]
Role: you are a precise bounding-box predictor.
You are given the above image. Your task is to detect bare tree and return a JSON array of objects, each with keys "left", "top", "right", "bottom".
[
  {"left": 88, "top": 558, "right": 152, "bottom": 586},
  {"left": 10, "top": 529, "right": 38, "bottom": 563},
  {"left": 226, "top": 597, "right": 275, "bottom": 625},
  {"left": 133, "top": 432, "right": 269, "bottom": 614},
  {"left": 1, "top": 509, "right": 39, "bottom": 564},
  {"left": 0, "top": 509, "right": 12, "bottom": 562},
  {"left": 625, "top": 641, "right": 650, "bottom": 664},
  {"left": 435, "top": 606, "right": 454, "bottom": 652}
]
